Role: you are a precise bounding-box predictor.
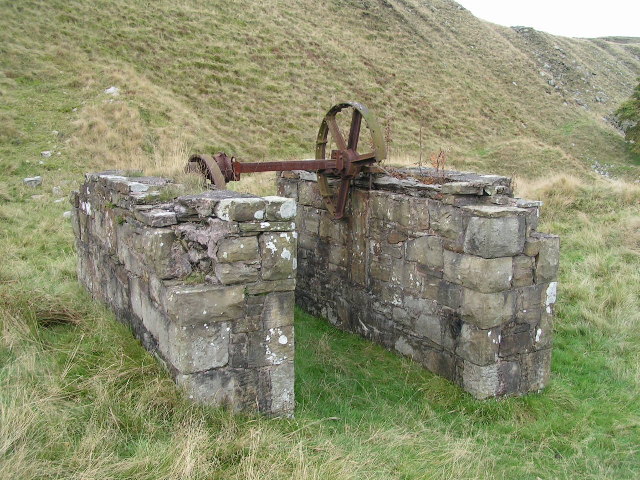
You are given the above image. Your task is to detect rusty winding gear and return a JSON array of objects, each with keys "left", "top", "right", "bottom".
[
  {"left": 186, "top": 102, "right": 387, "bottom": 219},
  {"left": 314, "top": 101, "right": 386, "bottom": 218}
]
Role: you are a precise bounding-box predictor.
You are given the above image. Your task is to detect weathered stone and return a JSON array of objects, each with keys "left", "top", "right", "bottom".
[
  {"left": 167, "top": 321, "right": 231, "bottom": 374},
  {"left": 216, "top": 236, "right": 259, "bottom": 263},
  {"left": 262, "top": 291, "right": 295, "bottom": 329},
  {"left": 370, "top": 191, "right": 411, "bottom": 227},
  {"left": 134, "top": 208, "right": 177, "bottom": 227},
  {"left": 456, "top": 323, "right": 500, "bottom": 365},
  {"left": 260, "top": 232, "right": 296, "bottom": 280},
  {"left": 24, "top": 176, "right": 43, "bottom": 187},
  {"left": 215, "top": 262, "right": 260, "bottom": 285},
  {"left": 215, "top": 197, "right": 266, "bottom": 222},
  {"left": 263, "top": 196, "right": 297, "bottom": 220},
  {"left": 499, "top": 322, "right": 533, "bottom": 358},
  {"left": 440, "top": 182, "right": 484, "bottom": 195},
  {"left": 436, "top": 280, "right": 462, "bottom": 310},
  {"left": 408, "top": 197, "right": 430, "bottom": 230},
  {"left": 443, "top": 251, "right": 512, "bottom": 293},
  {"left": 534, "top": 312, "right": 553, "bottom": 350},
  {"left": 244, "top": 279, "right": 296, "bottom": 295},
  {"left": 462, "top": 362, "right": 499, "bottom": 399},
  {"left": 428, "top": 201, "right": 467, "bottom": 242},
  {"left": 520, "top": 349, "right": 551, "bottom": 392},
  {"left": 533, "top": 234, "right": 560, "bottom": 283},
  {"left": 463, "top": 215, "right": 525, "bottom": 258},
  {"left": 406, "top": 235, "right": 444, "bottom": 269},
  {"left": 268, "top": 361, "right": 295, "bottom": 416},
  {"left": 462, "top": 360, "right": 520, "bottom": 399},
  {"left": 177, "top": 190, "right": 246, "bottom": 217},
  {"left": 460, "top": 288, "right": 515, "bottom": 328},
  {"left": 138, "top": 229, "right": 192, "bottom": 279},
  {"left": 512, "top": 255, "right": 534, "bottom": 287},
  {"left": 163, "top": 284, "right": 245, "bottom": 325},
  {"left": 297, "top": 181, "right": 324, "bottom": 208},
  {"left": 301, "top": 206, "right": 321, "bottom": 234},
  {"left": 387, "top": 230, "right": 408, "bottom": 244},
  {"left": 238, "top": 221, "right": 296, "bottom": 233}
]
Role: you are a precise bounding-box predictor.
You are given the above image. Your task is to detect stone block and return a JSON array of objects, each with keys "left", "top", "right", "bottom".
[
  {"left": 301, "top": 206, "right": 321, "bottom": 234},
  {"left": 534, "top": 312, "right": 553, "bottom": 350},
  {"left": 520, "top": 348, "right": 551, "bottom": 392},
  {"left": 216, "top": 236, "right": 259, "bottom": 263},
  {"left": 238, "top": 221, "right": 295, "bottom": 233},
  {"left": 268, "top": 361, "right": 295, "bottom": 416},
  {"left": 370, "top": 254, "right": 392, "bottom": 282},
  {"left": 214, "top": 197, "right": 266, "bottom": 222},
  {"left": 167, "top": 321, "right": 231, "bottom": 374},
  {"left": 512, "top": 255, "right": 534, "bottom": 287},
  {"left": 244, "top": 279, "right": 296, "bottom": 295},
  {"left": 436, "top": 280, "right": 462, "bottom": 309},
  {"left": 462, "top": 360, "right": 520, "bottom": 399},
  {"left": 277, "top": 178, "right": 298, "bottom": 201},
  {"left": 132, "top": 228, "right": 192, "bottom": 280},
  {"left": 319, "top": 213, "right": 346, "bottom": 243},
  {"left": 262, "top": 291, "right": 295, "bottom": 329},
  {"left": 134, "top": 208, "right": 177, "bottom": 227},
  {"left": 544, "top": 282, "right": 558, "bottom": 315},
  {"left": 414, "top": 312, "right": 442, "bottom": 345},
  {"left": 428, "top": 201, "right": 467, "bottom": 242},
  {"left": 456, "top": 323, "right": 500, "bottom": 365},
  {"left": 460, "top": 288, "right": 515, "bottom": 328},
  {"left": 443, "top": 251, "right": 512, "bottom": 293},
  {"left": 440, "top": 182, "right": 484, "bottom": 195},
  {"left": 215, "top": 262, "right": 260, "bottom": 285},
  {"left": 406, "top": 235, "right": 444, "bottom": 269},
  {"left": 533, "top": 234, "right": 560, "bottom": 283},
  {"left": 298, "top": 181, "right": 325, "bottom": 208},
  {"left": 163, "top": 284, "right": 245, "bottom": 325},
  {"left": 463, "top": 214, "right": 525, "bottom": 258},
  {"left": 263, "top": 196, "right": 297, "bottom": 221},
  {"left": 260, "top": 232, "right": 297, "bottom": 280},
  {"left": 499, "top": 322, "right": 533, "bottom": 358},
  {"left": 370, "top": 191, "right": 411, "bottom": 227},
  {"left": 175, "top": 368, "right": 256, "bottom": 411}
]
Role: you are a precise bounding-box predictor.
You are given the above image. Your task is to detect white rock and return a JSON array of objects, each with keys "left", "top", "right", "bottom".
[
  {"left": 41, "top": 151, "right": 52, "bottom": 158},
  {"left": 63, "top": 211, "right": 72, "bottom": 219},
  {"left": 23, "top": 176, "right": 42, "bottom": 187},
  {"left": 104, "top": 86, "right": 120, "bottom": 95}
]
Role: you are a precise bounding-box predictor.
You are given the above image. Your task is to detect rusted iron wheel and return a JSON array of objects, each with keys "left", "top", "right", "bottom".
[
  {"left": 315, "top": 102, "right": 386, "bottom": 219},
  {"left": 186, "top": 153, "right": 234, "bottom": 189}
]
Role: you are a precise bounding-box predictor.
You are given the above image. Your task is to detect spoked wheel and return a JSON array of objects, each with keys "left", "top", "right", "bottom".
[{"left": 315, "top": 102, "right": 386, "bottom": 219}]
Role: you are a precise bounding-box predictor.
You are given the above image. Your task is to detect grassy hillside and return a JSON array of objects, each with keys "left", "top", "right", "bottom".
[
  {"left": 1, "top": 0, "right": 639, "bottom": 180},
  {"left": 1, "top": 1, "right": 640, "bottom": 479}
]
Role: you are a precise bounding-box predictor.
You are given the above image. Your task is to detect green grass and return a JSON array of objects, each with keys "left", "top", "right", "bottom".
[{"left": 1, "top": 0, "right": 640, "bottom": 478}]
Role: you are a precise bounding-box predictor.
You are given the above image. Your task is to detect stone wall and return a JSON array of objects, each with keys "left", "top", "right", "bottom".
[
  {"left": 71, "top": 172, "right": 297, "bottom": 415},
  {"left": 278, "top": 168, "right": 559, "bottom": 399}
]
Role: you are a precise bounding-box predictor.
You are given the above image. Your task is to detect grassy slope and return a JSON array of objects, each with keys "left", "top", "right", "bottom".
[{"left": 1, "top": 0, "right": 640, "bottom": 479}]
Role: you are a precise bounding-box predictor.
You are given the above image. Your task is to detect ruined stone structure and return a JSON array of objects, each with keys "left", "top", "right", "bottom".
[
  {"left": 277, "top": 168, "right": 559, "bottom": 399},
  {"left": 72, "top": 166, "right": 558, "bottom": 413},
  {"left": 71, "top": 172, "right": 297, "bottom": 415}
]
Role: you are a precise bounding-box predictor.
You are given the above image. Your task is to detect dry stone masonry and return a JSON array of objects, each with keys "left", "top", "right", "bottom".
[
  {"left": 71, "top": 172, "right": 297, "bottom": 415},
  {"left": 72, "top": 165, "right": 558, "bottom": 412},
  {"left": 278, "top": 168, "right": 559, "bottom": 399}
]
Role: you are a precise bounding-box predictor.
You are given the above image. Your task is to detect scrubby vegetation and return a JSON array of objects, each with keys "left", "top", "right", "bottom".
[
  {"left": 616, "top": 80, "right": 640, "bottom": 156},
  {"left": 1, "top": 0, "right": 639, "bottom": 478}
]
